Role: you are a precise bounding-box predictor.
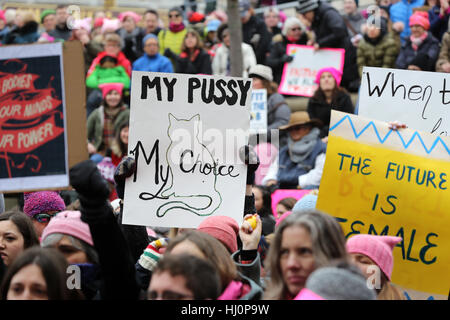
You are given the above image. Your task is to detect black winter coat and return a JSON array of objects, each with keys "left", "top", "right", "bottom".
[
  {"left": 242, "top": 16, "right": 273, "bottom": 65},
  {"left": 311, "top": 2, "right": 359, "bottom": 89},
  {"left": 266, "top": 34, "right": 308, "bottom": 84},
  {"left": 395, "top": 32, "right": 440, "bottom": 71},
  {"left": 173, "top": 49, "right": 213, "bottom": 75},
  {"left": 307, "top": 90, "right": 354, "bottom": 138}
]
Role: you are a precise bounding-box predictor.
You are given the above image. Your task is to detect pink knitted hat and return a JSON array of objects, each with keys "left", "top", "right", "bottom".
[
  {"left": 409, "top": 11, "right": 430, "bottom": 30},
  {"left": 23, "top": 191, "right": 66, "bottom": 218},
  {"left": 197, "top": 216, "right": 239, "bottom": 253},
  {"left": 314, "top": 67, "right": 343, "bottom": 87},
  {"left": 346, "top": 235, "right": 402, "bottom": 280},
  {"left": 41, "top": 211, "right": 93, "bottom": 246},
  {"left": 99, "top": 82, "right": 124, "bottom": 99},
  {"left": 119, "top": 11, "right": 141, "bottom": 24}
]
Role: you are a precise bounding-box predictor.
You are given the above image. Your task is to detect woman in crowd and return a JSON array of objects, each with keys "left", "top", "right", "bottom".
[
  {"left": 117, "top": 11, "right": 145, "bottom": 63},
  {"left": 436, "top": 23, "right": 450, "bottom": 72},
  {"left": 307, "top": 67, "right": 354, "bottom": 138},
  {"left": 347, "top": 234, "right": 406, "bottom": 300},
  {"left": 248, "top": 64, "right": 290, "bottom": 144},
  {"left": 265, "top": 17, "right": 308, "bottom": 84},
  {"left": 87, "top": 83, "right": 130, "bottom": 161},
  {"left": 212, "top": 23, "right": 257, "bottom": 77},
  {"left": 342, "top": 0, "right": 365, "bottom": 46},
  {"left": 159, "top": 7, "right": 187, "bottom": 57},
  {"left": 275, "top": 197, "right": 297, "bottom": 220},
  {"left": 22, "top": 191, "right": 66, "bottom": 238},
  {"left": 395, "top": 11, "right": 440, "bottom": 71},
  {"left": 69, "top": 18, "right": 102, "bottom": 74},
  {"left": 0, "top": 211, "right": 39, "bottom": 268},
  {"left": 357, "top": 17, "right": 399, "bottom": 77},
  {"left": 40, "top": 211, "right": 101, "bottom": 299},
  {"left": 164, "top": 28, "right": 213, "bottom": 74},
  {"left": 263, "top": 112, "right": 326, "bottom": 189},
  {"left": 264, "top": 210, "right": 348, "bottom": 299},
  {"left": 3, "top": 11, "right": 39, "bottom": 44},
  {"left": 111, "top": 121, "right": 129, "bottom": 166},
  {"left": 264, "top": 6, "right": 282, "bottom": 38},
  {"left": 0, "top": 247, "right": 74, "bottom": 300},
  {"left": 252, "top": 185, "right": 276, "bottom": 236}
]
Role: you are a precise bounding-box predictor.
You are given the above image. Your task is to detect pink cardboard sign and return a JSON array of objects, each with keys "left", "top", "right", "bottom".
[
  {"left": 278, "top": 45, "right": 345, "bottom": 97},
  {"left": 271, "top": 189, "right": 312, "bottom": 217}
]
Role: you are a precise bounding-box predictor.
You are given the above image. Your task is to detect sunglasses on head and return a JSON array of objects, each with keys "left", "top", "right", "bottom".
[{"left": 33, "top": 213, "right": 57, "bottom": 223}]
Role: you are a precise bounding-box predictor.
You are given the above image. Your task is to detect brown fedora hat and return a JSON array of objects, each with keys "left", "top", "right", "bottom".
[{"left": 279, "top": 111, "right": 323, "bottom": 130}]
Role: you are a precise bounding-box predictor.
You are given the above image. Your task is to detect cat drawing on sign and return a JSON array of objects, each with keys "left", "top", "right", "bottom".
[{"left": 156, "top": 113, "right": 222, "bottom": 218}]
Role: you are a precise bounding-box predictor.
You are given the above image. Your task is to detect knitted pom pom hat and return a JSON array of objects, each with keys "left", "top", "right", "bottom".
[{"left": 23, "top": 191, "right": 66, "bottom": 218}]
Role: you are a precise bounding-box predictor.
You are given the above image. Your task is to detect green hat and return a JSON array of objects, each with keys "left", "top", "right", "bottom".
[{"left": 40, "top": 9, "right": 56, "bottom": 23}]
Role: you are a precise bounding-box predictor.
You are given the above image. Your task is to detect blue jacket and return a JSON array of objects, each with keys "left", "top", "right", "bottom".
[
  {"left": 429, "top": 5, "right": 449, "bottom": 42},
  {"left": 390, "top": 0, "right": 425, "bottom": 43},
  {"left": 277, "top": 140, "right": 327, "bottom": 189},
  {"left": 132, "top": 53, "right": 173, "bottom": 73}
]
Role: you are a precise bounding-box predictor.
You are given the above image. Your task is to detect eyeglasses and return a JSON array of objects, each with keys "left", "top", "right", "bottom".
[
  {"left": 33, "top": 213, "right": 57, "bottom": 223},
  {"left": 147, "top": 290, "right": 193, "bottom": 300},
  {"left": 169, "top": 14, "right": 180, "bottom": 18}
]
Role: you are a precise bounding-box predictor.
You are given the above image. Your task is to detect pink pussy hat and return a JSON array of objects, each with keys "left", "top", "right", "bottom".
[
  {"left": 346, "top": 235, "right": 402, "bottom": 280},
  {"left": 99, "top": 82, "right": 124, "bottom": 99},
  {"left": 41, "top": 211, "right": 93, "bottom": 246},
  {"left": 314, "top": 67, "right": 343, "bottom": 87}
]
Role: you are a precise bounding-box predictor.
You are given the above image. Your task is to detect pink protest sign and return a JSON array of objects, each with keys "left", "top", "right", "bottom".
[
  {"left": 278, "top": 45, "right": 345, "bottom": 97},
  {"left": 271, "top": 189, "right": 312, "bottom": 217}
]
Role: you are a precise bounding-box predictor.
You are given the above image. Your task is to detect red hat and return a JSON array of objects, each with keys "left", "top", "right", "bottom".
[
  {"left": 99, "top": 82, "right": 124, "bottom": 99},
  {"left": 188, "top": 12, "right": 205, "bottom": 24},
  {"left": 197, "top": 216, "right": 239, "bottom": 253},
  {"left": 409, "top": 11, "right": 430, "bottom": 30},
  {"left": 94, "top": 17, "right": 104, "bottom": 28},
  {"left": 0, "top": 10, "right": 6, "bottom": 23}
]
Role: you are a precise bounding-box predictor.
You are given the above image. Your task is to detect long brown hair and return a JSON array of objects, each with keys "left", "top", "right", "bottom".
[
  {"left": 312, "top": 85, "right": 348, "bottom": 105},
  {"left": 264, "top": 210, "right": 348, "bottom": 300},
  {"left": 181, "top": 29, "right": 204, "bottom": 55},
  {"left": 377, "top": 273, "right": 406, "bottom": 300}
]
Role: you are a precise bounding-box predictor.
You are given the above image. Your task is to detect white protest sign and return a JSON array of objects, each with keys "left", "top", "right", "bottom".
[
  {"left": 123, "top": 72, "right": 251, "bottom": 228},
  {"left": 279, "top": 44, "right": 345, "bottom": 97},
  {"left": 359, "top": 67, "right": 449, "bottom": 136},
  {"left": 250, "top": 89, "right": 267, "bottom": 133}
]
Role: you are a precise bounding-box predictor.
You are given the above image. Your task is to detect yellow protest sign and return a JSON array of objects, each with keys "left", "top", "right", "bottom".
[{"left": 317, "top": 111, "right": 450, "bottom": 299}]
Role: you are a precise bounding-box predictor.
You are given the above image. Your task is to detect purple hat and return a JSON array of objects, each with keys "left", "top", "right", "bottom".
[
  {"left": 23, "top": 191, "right": 66, "bottom": 218},
  {"left": 97, "top": 157, "right": 116, "bottom": 183}
]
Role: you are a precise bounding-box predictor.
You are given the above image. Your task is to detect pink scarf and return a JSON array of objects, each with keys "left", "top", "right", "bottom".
[
  {"left": 217, "top": 281, "right": 243, "bottom": 300},
  {"left": 169, "top": 22, "right": 185, "bottom": 33},
  {"left": 410, "top": 32, "right": 428, "bottom": 51}
]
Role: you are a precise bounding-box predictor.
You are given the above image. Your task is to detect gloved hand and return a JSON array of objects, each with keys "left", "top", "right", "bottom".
[
  {"left": 250, "top": 33, "right": 261, "bottom": 46},
  {"left": 69, "top": 160, "right": 110, "bottom": 208},
  {"left": 114, "top": 157, "right": 136, "bottom": 200},
  {"left": 138, "top": 238, "right": 169, "bottom": 272},
  {"left": 239, "top": 145, "right": 260, "bottom": 185},
  {"left": 163, "top": 48, "right": 175, "bottom": 59},
  {"left": 281, "top": 55, "right": 294, "bottom": 63}
]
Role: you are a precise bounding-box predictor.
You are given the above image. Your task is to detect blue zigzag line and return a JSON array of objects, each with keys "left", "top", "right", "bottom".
[{"left": 329, "top": 115, "right": 450, "bottom": 156}]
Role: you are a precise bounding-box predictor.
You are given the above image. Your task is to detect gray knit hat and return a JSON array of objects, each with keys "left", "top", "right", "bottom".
[
  {"left": 306, "top": 263, "right": 377, "bottom": 300},
  {"left": 297, "top": 0, "right": 319, "bottom": 14},
  {"left": 249, "top": 64, "right": 273, "bottom": 82}
]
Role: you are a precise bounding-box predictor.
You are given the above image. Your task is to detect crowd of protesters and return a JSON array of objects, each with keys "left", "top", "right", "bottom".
[{"left": 1, "top": 0, "right": 447, "bottom": 300}]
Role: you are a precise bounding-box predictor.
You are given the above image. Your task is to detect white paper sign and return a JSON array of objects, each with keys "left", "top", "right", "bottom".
[
  {"left": 250, "top": 89, "right": 267, "bottom": 133},
  {"left": 359, "top": 67, "right": 449, "bottom": 136},
  {"left": 279, "top": 45, "right": 345, "bottom": 97},
  {"left": 123, "top": 72, "right": 251, "bottom": 228}
]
